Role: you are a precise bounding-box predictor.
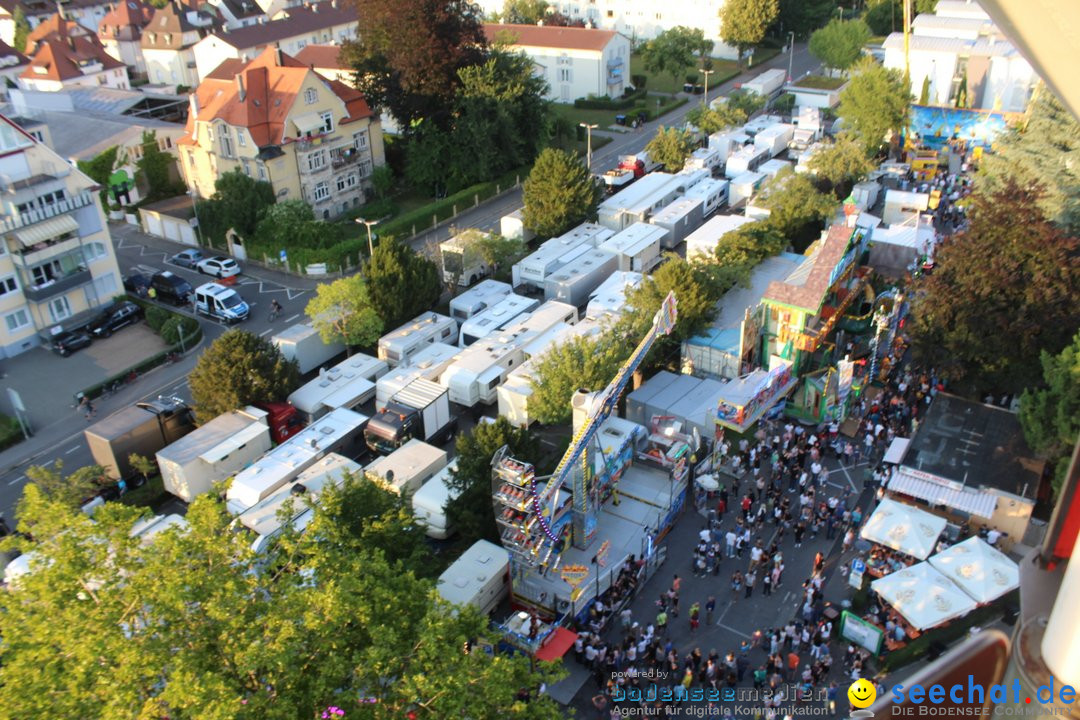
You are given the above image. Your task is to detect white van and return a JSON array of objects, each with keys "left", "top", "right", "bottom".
[
  {"left": 194, "top": 282, "right": 249, "bottom": 323},
  {"left": 436, "top": 539, "right": 510, "bottom": 616},
  {"left": 412, "top": 461, "right": 460, "bottom": 539}
]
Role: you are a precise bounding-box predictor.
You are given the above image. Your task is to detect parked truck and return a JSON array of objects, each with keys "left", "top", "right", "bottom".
[
  {"left": 440, "top": 229, "right": 493, "bottom": 287},
  {"left": 272, "top": 322, "right": 345, "bottom": 375},
  {"left": 742, "top": 68, "right": 787, "bottom": 99},
  {"left": 364, "top": 377, "right": 457, "bottom": 455},
  {"left": 85, "top": 397, "right": 195, "bottom": 481}
]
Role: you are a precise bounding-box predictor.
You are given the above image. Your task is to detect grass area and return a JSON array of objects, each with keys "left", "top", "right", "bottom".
[
  {"left": 552, "top": 93, "right": 687, "bottom": 130},
  {"left": 747, "top": 45, "right": 782, "bottom": 68},
  {"left": 629, "top": 54, "right": 742, "bottom": 95},
  {"left": 793, "top": 74, "right": 847, "bottom": 90},
  {"left": 868, "top": 35, "right": 887, "bottom": 44},
  {"left": 119, "top": 474, "right": 170, "bottom": 510}
]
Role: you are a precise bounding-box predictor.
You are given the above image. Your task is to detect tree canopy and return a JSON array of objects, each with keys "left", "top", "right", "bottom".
[
  {"left": 529, "top": 333, "right": 631, "bottom": 426},
  {"left": 643, "top": 26, "right": 712, "bottom": 85},
  {"left": 194, "top": 169, "right": 275, "bottom": 245},
  {"left": 837, "top": 56, "right": 909, "bottom": 155},
  {"left": 777, "top": 0, "right": 839, "bottom": 40},
  {"left": 808, "top": 18, "right": 871, "bottom": 73},
  {"left": 0, "top": 481, "right": 564, "bottom": 718},
  {"left": 806, "top": 134, "right": 876, "bottom": 196},
  {"left": 712, "top": 220, "right": 788, "bottom": 273},
  {"left": 907, "top": 181, "right": 1080, "bottom": 395},
  {"left": 1019, "top": 332, "right": 1080, "bottom": 500},
  {"left": 502, "top": 0, "right": 548, "bottom": 24},
  {"left": 645, "top": 126, "right": 697, "bottom": 171},
  {"left": 188, "top": 329, "right": 300, "bottom": 423},
  {"left": 305, "top": 275, "right": 384, "bottom": 351},
  {"left": 12, "top": 6, "right": 28, "bottom": 53},
  {"left": 685, "top": 104, "right": 748, "bottom": 135},
  {"left": 136, "top": 130, "right": 185, "bottom": 203},
  {"left": 755, "top": 167, "right": 836, "bottom": 250},
  {"left": 362, "top": 237, "right": 442, "bottom": 330},
  {"left": 254, "top": 200, "right": 340, "bottom": 253},
  {"left": 720, "top": 0, "right": 779, "bottom": 64},
  {"left": 521, "top": 148, "right": 602, "bottom": 238}
]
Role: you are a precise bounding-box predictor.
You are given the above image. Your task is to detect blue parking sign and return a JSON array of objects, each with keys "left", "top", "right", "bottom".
[{"left": 280, "top": 249, "right": 288, "bottom": 263}]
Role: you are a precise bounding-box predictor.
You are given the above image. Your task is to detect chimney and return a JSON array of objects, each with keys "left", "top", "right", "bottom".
[
  {"left": 274, "top": 45, "right": 282, "bottom": 65},
  {"left": 189, "top": 91, "right": 199, "bottom": 119},
  {"left": 235, "top": 72, "right": 245, "bottom": 101}
]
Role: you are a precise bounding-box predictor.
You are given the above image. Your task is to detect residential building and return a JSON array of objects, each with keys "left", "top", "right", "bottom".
[
  {"left": 19, "top": 13, "right": 130, "bottom": 91},
  {"left": 141, "top": 0, "right": 217, "bottom": 88},
  {"left": 0, "top": 0, "right": 115, "bottom": 46},
  {"left": 98, "top": 0, "right": 155, "bottom": 74},
  {"left": 0, "top": 39, "right": 29, "bottom": 90},
  {"left": 0, "top": 114, "right": 124, "bottom": 358},
  {"left": 191, "top": 2, "right": 356, "bottom": 82},
  {"left": 204, "top": 0, "right": 267, "bottom": 29},
  {"left": 293, "top": 43, "right": 349, "bottom": 84},
  {"left": 179, "top": 47, "right": 385, "bottom": 219},
  {"left": 475, "top": 0, "right": 738, "bottom": 59},
  {"left": 883, "top": 0, "right": 1036, "bottom": 112},
  {"left": 483, "top": 23, "right": 631, "bottom": 103}
]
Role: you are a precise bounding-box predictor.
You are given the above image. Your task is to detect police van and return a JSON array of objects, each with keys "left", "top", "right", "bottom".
[{"left": 194, "top": 282, "right": 249, "bottom": 323}]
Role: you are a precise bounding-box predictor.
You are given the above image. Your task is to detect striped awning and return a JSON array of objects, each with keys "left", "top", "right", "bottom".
[
  {"left": 292, "top": 113, "right": 324, "bottom": 134},
  {"left": 12, "top": 214, "right": 79, "bottom": 247},
  {"left": 889, "top": 468, "right": 998, "bottom": 519}
]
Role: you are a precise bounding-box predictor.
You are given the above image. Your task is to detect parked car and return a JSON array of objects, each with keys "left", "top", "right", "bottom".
[
  {"left": 88, "top": 301, "right": 144, "bottom": 338},
  {"left": 197, "top": 256, "right": 241, "bottom": 280},
  {"left": 123, "top": 272, "right": 151, "bottom": 297},
  {"left": 171, "top": 249, "right": 205, "bottom": 268},
  {"left": 194, "top": 282, "right": 249, "bottom": 323},
  {"left": 150, "top": 271, "right": 194, "bottom": 305},
  {"left": 52, "top": 330, "right": 92, "bottom": 356}
]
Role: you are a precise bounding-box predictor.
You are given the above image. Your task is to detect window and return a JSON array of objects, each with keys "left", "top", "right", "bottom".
[
  {"left": 92, "top": 272, "right": 117, "bottom": 299},
  {"left": 0, "top": 122, "right": 32, "bottom": 152},
  {"left": 236, "top": 130, "right": 246, "bottom": 147},
  {"left": 359, "top": 159, "right": 372, "bottom": 178},
  {"left": 336, "top": 173, "right": 357, "bottom": 192},
  {"left": 320, "top": 111, "right": 333, "bottom": 133},
  {"left": 29, "top": 130, "right": 44, "bottom": 143},
  {"left": 218, "top": 125, "right": 233, "bottom": 157},
  {"left": 307, "top": 150, "right": 325, "bottom": 171},
  {"left": 205, "top": 124, "right": 214, "bottom": 143},
  {"left": 256, "top": 161, "right": 267, "bottom": 180},
  {"left": 304, "top": 87, "right": 317, "bottom": 104},
  {"left": 353, "top": 130, "right": 368, "bottom": 150},
  {"left": 558, "top": 68, "right": 572, "bottom": 83},
  {"left": 0, "top": 275, "right": 17, "bottom": 297},
  {"left": 4, "top": 308, "right": 29, "bottom": 333},
  {"left": 82, "top": 242, "right": 107, "bottom": 262},
  {"left": 241, "top": 159, "right": 251, "bottom": 176},
  {"left": 313, "top": 182, "right": 330, "bottom": 202},
  {"left": 48, "top": 296, "right": 71, "bottom": 323},
  {"left": 606, "top": 9, "right": 613, "bottom": 17}
]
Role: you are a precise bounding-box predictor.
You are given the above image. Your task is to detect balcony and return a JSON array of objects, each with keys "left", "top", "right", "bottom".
[
  {"left": 22, "top": 267, "right": 92, "bottom": 302},
  {"left": 0, "top": 190, "right": 96, "bottom": 234},
  {"left": 331, "top": 148, "right": 360, "bottom": 170}
]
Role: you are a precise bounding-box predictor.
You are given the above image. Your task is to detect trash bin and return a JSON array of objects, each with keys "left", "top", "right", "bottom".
[
  {"left": 683, "top": 83, "right": 694, "bottom": 93},
  {"left": 615, "top": 114, "right": 627, "bottom": 126}
]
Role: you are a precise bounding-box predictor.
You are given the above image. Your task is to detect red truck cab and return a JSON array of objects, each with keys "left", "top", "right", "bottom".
[{"left": 255, "top": 402, "right": 305, "bottom": 444}]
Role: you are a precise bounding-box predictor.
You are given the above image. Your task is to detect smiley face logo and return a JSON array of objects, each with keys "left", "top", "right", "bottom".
[{"left": 848, "top": 678, "right": 877, "bottom": 709}]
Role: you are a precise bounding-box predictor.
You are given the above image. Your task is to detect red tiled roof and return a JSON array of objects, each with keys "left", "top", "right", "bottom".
[
  {"left": 483, "top": 23, "right": 619, "bottom": 52},
  {"left": 141, "top": 2, "right": 217, "bottom": 50},
  {"left": 99, "top": 0, "right": 155, "bottom": 38},
  {"left": 184, "top": 47, "right": 372, "bottom": 148},
  {"left": 294, "top": 43, "right": 345, "bottom": 70},
  {"left": 25, "top": 13, "right": 89, "bottom": 52},
  {"left": 20, "top": 34, "right": 126, "bottom": 81},
  {"left": 762, "top": 224, "right": 856, "bottom": 312}
]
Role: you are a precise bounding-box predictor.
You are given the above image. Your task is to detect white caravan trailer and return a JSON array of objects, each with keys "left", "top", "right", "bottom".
[
  {"left": 440, "top": 229, "right": 494, "bottom": 287},
  {"left": 375, "top": 342, "right": 460, "bottom": 407},
  {"left": 224, "top": 408, "right": 368, "bottom": 514},
  {"left": 448, "top": 279, "right": 512, "bottom": 323},
  {"left": 753, "top": 123, "right": 795, "bottom": 158},
  {"left": 436, "top": 539, "right": 510, "bottom": 616},
  {"left": 458, "top": 293, "right": 541, "bottom": 347},
  {"left": 272, "top": 323, "right": 345, "bottom": 375},
  {"left": 377, "top": 312, "right": 457, "bottom": 368},
  {"left": 724, "top": 144, "right": 770, "bottom": 178},
  {"left": 512, "top": 222, "right": 613, "bottom": 289},
  {"left": 364, "top": 438, "right": 448, "bottom": 496},
  {"left": 708, "top": 130, "right": 751, "bottom": 166},
  {"left": 758, "top": 158, "right": 793, "bottom": 179},
  {"left": 543, "top": 248, "right": 618, "bottom": 307},
  {"left": 287, "top": 352, "right": 388, "bottom": 423},
  {"left": 586, "top": 271, "right": 643, "bottom": 321},
  {"left": 742, "top": 114, "right": 784, "bottom": 137},
  {"left": 673, "top": 168, "right": 711, "bottom": 191},
  {"left": 742, "top": 69, "right": 786, "bottom": 98},
  {"left": 412, "top": 460, "right": 460, "bottom": 539},
  {"left": 239, "top": 453, "right": 362, "bottom": 554},
  {"left": 683, "top": 178, "right": 729, "bottom": 217},
  {"left": 500, "top": 209, "right": 535, "bottom": 243},
  {"left": 685, "top": 214, "right": 756, "bottom": 260},
  {"left": 650, "top": 197, "right": 705, "bottom": 248},
  {"left": 597, "top": 172, "right": 683, "bottom": 231},
  {"left": 157, "top": 406, "right": 271, "bottom": 503},
  {"left": 729, "top": 171, "right": 767, "bottom": 206},
  {"left": 683, "top": 147, "right": 722, "bottom": 175},
  {"left": 440, "top": 301, "right": 577, "bottom": 407},
  {"left": 598, "top": 222, "right": 667, "bottom": 273}
]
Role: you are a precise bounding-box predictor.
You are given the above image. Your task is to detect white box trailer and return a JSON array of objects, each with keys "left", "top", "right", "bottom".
[
  {"left": 272, "top": 323, "right": 344, "bottom": 375},
  {"left": 650, "top": 196, "right": 705, "bottom": 248},
  {"left": 597, "top": 172, "right": 682, "bottom": 231},
  {"left": 157, "top": 406, "right": 272, "bottom": 503},
  {"left": 685, "top": 214, "right": 756, "bottom": 260},
  {"left": 441, "top": 301, "right": 577, "bottom": 407},
  {"left": 708, "top": 130, "right": 750, "bottom": 165},
  {"left": 742, "top": 68, "right": 787, "bottom": 98},
  {"left": 543, "top": 249, "right": 618, "bottom": 307},
  {"left": 725, "top": 144, "right": 770, "bottom": 178},
  {"left": 239, "top": 453, "right": 362, "bottom": 553},
  {"left": 683, "top": 178, "right": 729, "bottom": 217},
  {"left": 377, "top": 312, "right": 458, "bottom": 368},
  {"left": 375, "top": 342, "right": 460, "bottom": 407},
  {"left": 729, "top": 171, "right": 767, "bottom": 206},
  {"left": 224, "top": 408, "right": 369, "bottom": 514},
  {"left": 598, "top": 222, "right": 666, "bottom": 273},
  {"left": 586, "top": 270, "right": 643, "bottom": 320},
  {"left": 500, "top": 209, "right": 535, "bottom": 244},
  {"left": 448, "top": 279, "right": 512, "bottom": 323},
  {"left": 742, "top": 114, "right": 784, "bottom": 137},
  {"left": 512, "top": 222, "right": 613, "bottom": 289},
  {"left": 459, "top": 293, "right": 540, "bottom": 347},
  {"left": 436, "top": 539, "right": 510, "bottom": 616},
  {"left": 674, "top": 168, "right": 711, "bottom": 191},
  {"left": 287, "top": 352, "right": 388, "bottom": 423},
  {"left": 754, "top": 123, "right": 795, "bottom": 158},
  {"left": 759, "top": 158, "right": 792, "bottom": 179},
  {"left": 412, "top": 460, "right": 460, "bottom": 539},
  {"left": 852, "top": 181, "right": 882, "bottom": 211},
  {"left": 364, "top": 438, "right": 448, "bottom": 496},
  {"left": 441, "top": 229, "right": 493, "bottom": 287},
  {"left": 626, "top": 371, "right": 726, "bottom": 437},
  {"left": 683, "top": 147, "right": 722, "bottom": 175}
]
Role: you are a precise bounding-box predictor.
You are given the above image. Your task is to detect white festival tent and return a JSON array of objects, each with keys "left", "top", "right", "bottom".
[
  {"left": 860, "top": 497, "right": 948, "bottom": 560},
  {"left": 928, "top": 536, "right": 1020, "bottom": 604},
  {"left": 870, "top": 563, "right": 978, "bottom": 630}
]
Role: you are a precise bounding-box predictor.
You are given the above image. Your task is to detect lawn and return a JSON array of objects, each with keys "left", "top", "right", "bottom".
[
  {"left": 629, "top": 54, "right": 741, "bottom": 95},
  {"left": 793, "top": 74, "right": 847, "bottom": 90},
  {"left": 552, "top": 92, "right": 687, "bottom": 130}
]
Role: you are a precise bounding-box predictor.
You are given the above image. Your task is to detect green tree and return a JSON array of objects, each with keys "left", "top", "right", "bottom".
[
  {"left": 685, "top": 104, "right": 748, "bottom": 135},
  {"left": 305, "top": 275, "right": 384, "bottom": 351},
  {"left": 1019, "top": 333, "right": 1080, "bottom": 499},
  {"left": 530, "top": 333, "right": 631, "bottom": 426},
  {"left": 362, "top": 237, "right": 442, "bottom": 329},
  {"left": 915, "top": 0, "right": 938, "bottom": 12},
  {"left": 724, "top": 88, "right": 767, "bottom": 117},
  {"left": 253, "top": 200, "right": 342, "bottom": 254},
  {"left": 23, "top": 461, "right": 107, "bottom": 512},
  {"left": 806, "top": 134, "right": 876, "bottom": 195},
  {"left": 159, "top": 315, "right": 199, "bottom": 347},
  {"left": 977, "top": 89, "right": 1080, "bottom": 233},
  {"left": 76, "top": 146, "right": 119, "bottom": 204},
  {"left": 521, "top": 147, "right": 602, "bottom": 238},
  {"left": 908, "top": 181, "right": 1080, "bottom": 395},
  {"left": 447, "top": 417, "right": 539, "bottom": 544},
  {"left": 712, "top": 221, "right": 787, "bottom": 272},
  {"left": 837, "top": 56, "right": 909, "bottom": 155},
  {"left": 777, "top": 0, "right": 839, "bottom": 40},
  {"left": 128, "top": 453, "right": 156, "bottom": 486},
  {"left": 645, "top": 125, "right": 697, "bottom": 171},
  {"left": 502, "top": 0, "right": 548, "bottom": 23},
  {"left": 136, "top": 130, "right": 183, "bottom": 203},
  {"left": 862, "top": 0, "right": 899, "bottom": 36},
  {"left": 720, "top": 0, "right": 780, "bottom": 66},
  {"left": 475, "top": 232, "right": 526, "bottom": 271},
  {"left": 195, "top": 169, "right": 275, "bottom": 246},
  {"left": 188, "top": 329, "right": 300, "bottom": 422},
  {"left": 808, "top": 18, "right": 871, "bottom": 74},
  {"left": 643, "top": 26, "right": 711, "bottom": 87},
  {"left": 919, "top": 74, "right": 931, "bottom": 104},
  {"left": 755, "top": 167, "right": 836, "bottom": 250},
  {"left": 370, "top": 163, "right": 394, "bottom": 199},
  {"left": 12, "top": 6, "right": 29, "bottom": 53}
]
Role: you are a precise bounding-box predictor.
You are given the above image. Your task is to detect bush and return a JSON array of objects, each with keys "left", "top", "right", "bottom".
[
  {"left": 771, "top": 93, "right": 796, "bottom": 114},
  {"left": 145, "top": 306, "right": 171, "bottom": 333},
  {"left": 573, "top": 93, "right": 640, "bottom": 110},
  {"left": 632, "top": 74, "right": 647, "bottom": 90},
  {"left": 159, "top": 316, "right": 199, "bottom": 346},
  {"left": 0, "top": 413, "right": 24, "bottom": 451}
]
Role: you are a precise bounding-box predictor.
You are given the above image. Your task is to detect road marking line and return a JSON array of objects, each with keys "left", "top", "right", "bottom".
[
  {"left": 259, "top": 329, "right": 272, "bottom": 337},
  {"left": 8, "top": 476, "right": 24, "bottom": 486},
  {"left": 285, "top": 314, "right": 300, "bottom": 323},
  {"left": 715, "top": 622, "right": 752, "bottom": 639},
  {"left": 64, "top": 446, "right": 79, "bottom": 455}
]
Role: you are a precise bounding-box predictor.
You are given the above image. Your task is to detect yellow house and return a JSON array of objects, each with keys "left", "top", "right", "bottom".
[
  {"left": 0, "top": 114, "right": 123, "bottom": 358},
  {"left": 178, "top": 47, "right": 385, "bottom": 221}
]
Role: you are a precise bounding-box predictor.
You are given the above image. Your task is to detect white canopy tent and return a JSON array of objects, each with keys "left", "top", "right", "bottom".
[
  {"left": 871, "top": 563, "right": 978, "bottom": 630},
  {"left": 860, "top": 497, "right": 947, "bottom": 560},
  {"left": 929, "top": 536, "right": 1020, "bottom": 604}
]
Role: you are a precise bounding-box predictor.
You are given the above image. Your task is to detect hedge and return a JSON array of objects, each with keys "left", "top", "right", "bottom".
[
  {"left": 574, "top": 88, "right": 646, "bottom": 110},
  {"left": 0, "top": 413, "right": 25, "bottom": 452}
]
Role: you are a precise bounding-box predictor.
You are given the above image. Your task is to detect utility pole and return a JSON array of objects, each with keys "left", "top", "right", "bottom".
[
  {"left": 579, "top": 123, "right": 598, "bottom": 171},
  {"left": 355, "top": 217, "right": 378, "bottom": 257},
  {"left": 787, "top": 32, "right": 796, "bottom": 83},
  {"left": 701, "top": 69, "right": 715, "bottom": 106}
]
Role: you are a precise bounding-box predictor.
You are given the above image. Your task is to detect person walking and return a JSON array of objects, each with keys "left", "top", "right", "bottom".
[
  {"left": 786, "top": 650, "right": 801, "bottom": 682},
  {"left": 731, "top": 571, "right": 743, "bottom": 602},
  {"left": 656, "top": 608, "right": 668, "bottom": 633},
  {"left": 705, "top": 595, "right": 716, "bottom": 625},
  {"left": 744, "top": 570, "right": 756, "bottom": 599},
  {"left": 762, "top": 570, "right": 772, "bottom": 596},
  {"left": 689, "top": 602, "right": 701, "bottom": 632}
]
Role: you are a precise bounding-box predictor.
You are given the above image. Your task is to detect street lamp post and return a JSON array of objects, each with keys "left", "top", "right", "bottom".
[
  {"left": 579, "top": 123, "right": 598, "bottom": 171},
  {"left": 187, "top": 189, "right": 204, "bottom": 247},
  {"left": 355, "top": 217, "right": 378, "bottom": 257},
  {"left": 701, "top": 69, "right": 715, "bottom": 106},
  {"left": 787, "top": 32, "right": 796, "bottom": 82}
]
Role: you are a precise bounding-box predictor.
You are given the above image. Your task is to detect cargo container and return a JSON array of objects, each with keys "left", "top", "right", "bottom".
[
  {"left": 364, "top": 377, "right": 455, "bottom": 455},
  {"left": 365, "top": 438, "right": 448, "bottom": 496},
  {"left": 85, "top": 397, "right": 195, "bottom": 481},
  {"left": 684, "top": 214, "right": 756, "bottom": 260},
  {"left": 742, "top": 69, "right": 786, "bottom": 98},
  {"left": 412, "top": 460, "right": 460, "bottom": 539},
  {"left": 585, "top": 270, "right": 643, "bottom": 321},
  {"left": 436, "top": 539, "right": 510, "bottom": 616},
  {"left": 272, "top": 323, "right": 345, "bottom": 375},
  {"left": 753, "top": 123, "right": 795, "bottom": 158},
  {"left": 649, "top": 197, "right": 705, "bottom": 248},
  {"left": 597, "top": 222, "right": 666, "bottom": 273},
  {"left": 512, "top": 222, "right": 613, "bottom": 289},
  {"left": 374, "top": 342, "right": 460, "bottom": 408},
  {"left": 682, "top": 178, "right": 729, "bottom": 217},
  {"left": 625, "top": 371, "right": 726, "bottom": 437},
  {"left": 729, "top": 171, "right": 767, "bottom": 206},
  {"left": 724, "top": 144, "right": 770, "bottom": 178},
  {"left": 597, "top": 172, "right": 683, "bottom": 231},
  {"left": 448, "top": 279, "right": 512, "bottom": 322},
  {"left": 287, "top": 352, "right": 388, "bottom": 423},
  {"left": 499, "top": 209, "right": 535, "bottom": 244},
  {"left": 459, "top": 293, "right": 541, "bottom": 347},
  {"left": 543, "top": 249, "right": 618, "bottom": 307},
  {"left": 377, "top": 312, "right": 457, "bottom": 368}
]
